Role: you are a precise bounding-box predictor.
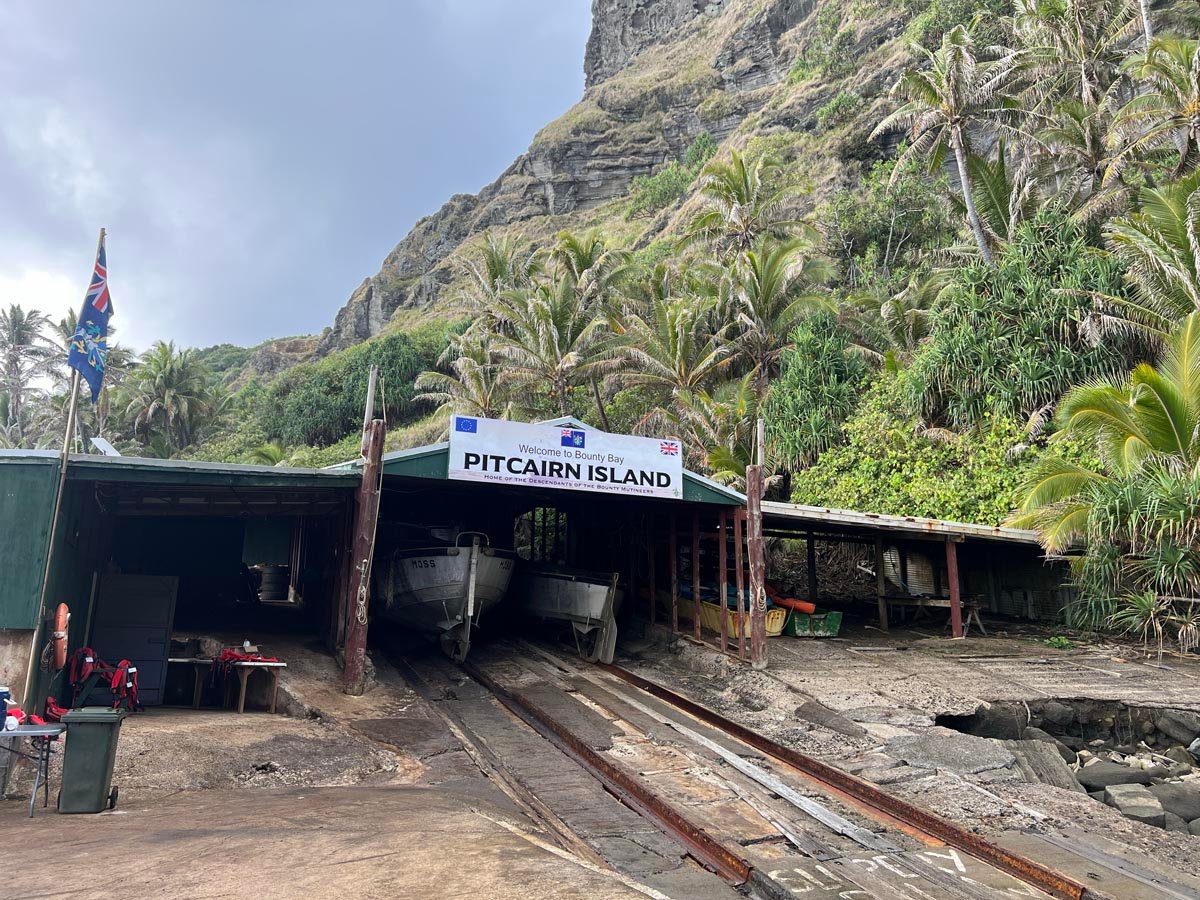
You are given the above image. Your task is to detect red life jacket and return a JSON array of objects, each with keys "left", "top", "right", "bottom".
[{"left": 109, "top": 659, "right": 140, "bottom": 711}]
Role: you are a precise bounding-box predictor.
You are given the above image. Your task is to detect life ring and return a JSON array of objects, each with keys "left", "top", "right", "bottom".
[{"left": 51, "top": 603, "right": 70, "bottom": 671}]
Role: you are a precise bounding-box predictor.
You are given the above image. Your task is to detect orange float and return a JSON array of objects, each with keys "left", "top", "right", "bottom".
[
  {"left": 51, "top": 602, "right": 70, "bottom": 671},
  {"left": 771, "top": 595, "right": 816, "bottom": 615}
]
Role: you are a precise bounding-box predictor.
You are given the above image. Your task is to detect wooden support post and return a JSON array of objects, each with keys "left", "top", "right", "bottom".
[
  {"left": 946, "top": 539, "right": 963, "bottom": 639},
  {"left": 670, "top": 514, "right": 679, "bottom": 634},
  {"left": 718, "top": 511, "right": 728, "bottom": 655},
  {"left": 873, "top": 537, "right": 889, "bottom": 633},
  {"left": 806, "top": 532, "right": 818, "bottom": 606},
  {"left": 691, "top": 512, "right": 701, "bottom": 641},
  {"left": 647, "top": 516, "right": 657, "bottom": 628},
  {"left": 746, "top": 465, "right": 767, "bottom": 670},
  {"left": 343, "top": 416, "right": 385, "bottom": 695},
  {"left": 734, "top": 510, "right": 746, "bottom": 659},
  {"left": 628, "top": 514, "right": 638, "bottom": 626}
]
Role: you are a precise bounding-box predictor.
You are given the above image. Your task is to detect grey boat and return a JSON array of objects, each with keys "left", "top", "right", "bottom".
[
  {"left": 376, "top": 533, "right": 517, "bottom": 660},
  {"left": 519, "top": 568, "right": 623, "bottom": 663}
]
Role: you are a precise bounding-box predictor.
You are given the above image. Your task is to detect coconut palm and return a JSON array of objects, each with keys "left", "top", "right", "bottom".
[
  {"left": 731, "top": 238, "right": 834, "bottom": 395},
  {"left": 486, "top": 276, "right": 611, "bottom": 418},
  {"left": 1030, "top": 99, "right": 1126, "bottom": 218},
  {"left": 609, "top": 296, "right": 736, "bottom": 415},
  {"left": 682, "top": 150, "right": 804, "bottom": 257},
  {"left": 0, "top": 304, "right": 57, "bottom": 444},
  {"left": 1101, "top": 170, "right": 1200, "bottom": 336},
  {"left": 872, "top": 25, "right": 1022, "bottom": 263},
  {"left": 123, "top": 340, "right": 219, "bottom": 453},
  {"left": 459, "top": 232, "right": 540, "bottom": 307},
  {"left": 1107, "top": 37, "right": 1200, "bottom": 184},
  {"left": 248, "top": 442, "right": 287, "bottom": 466},
  {"left": 414, "top": 331, "right": 524, "bottom": 424}
]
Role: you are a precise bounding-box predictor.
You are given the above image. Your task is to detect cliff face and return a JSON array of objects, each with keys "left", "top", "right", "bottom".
[{"left": 317, "top": 0, "right": 903, "bottom": 354}]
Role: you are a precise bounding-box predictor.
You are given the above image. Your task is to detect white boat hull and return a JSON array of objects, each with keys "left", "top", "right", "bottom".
[
  {"left": 520, "top": 570, "right": 623, "bottom": 663},
  {"left": 378, "top": 547, "right": 516, "bottom": 634}
]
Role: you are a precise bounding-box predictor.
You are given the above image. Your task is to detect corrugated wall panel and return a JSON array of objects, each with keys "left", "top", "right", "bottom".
[{"left": 0, "top": 458, "right": 58, "bottom": 628}]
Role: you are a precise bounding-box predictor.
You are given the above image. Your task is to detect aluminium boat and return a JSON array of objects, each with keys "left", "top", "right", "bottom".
[
  {"left": 518, "top": 568, "right": 623, "bottom": 663},
  {"left": 375, "top": 532, "right": 517, "bottom": 661}
]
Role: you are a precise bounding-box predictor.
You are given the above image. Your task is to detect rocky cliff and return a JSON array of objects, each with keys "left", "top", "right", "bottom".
[{"left": 317, "top": 0, "right": 910, "bottom": 354}]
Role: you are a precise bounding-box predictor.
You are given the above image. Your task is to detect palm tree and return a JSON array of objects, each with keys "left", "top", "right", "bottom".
[
  {"left": 731, "top": 239, "right": 833, "bottom": 395},
  {"left": 486, "top": 277, "right": 611, "bottom": 418},
  {"left": 0, "top": 305, "right": 57, "bottom": 444},
  {"left": 683, "top": 150, "right": 803, "bottom": 257},
  {"left": 872, "top": 25, "right": 1022, "bottom": 263},
  {"left": 1012, "top": 312, "right": 1200, "bottom": 631},
  {"left": 123, "top": 340, "right": 218, "bottom": 453},
  {"left": 248, "top": 442, "right": 287, "bottom": 466},
  {"left": 1102, "top": 170, "right": 1200, "bottom": 336},
  {"left": 1030, "top": 99, "right": 1126, "bottom": 218},
  {"left": 414, "top": 331, "right": 524, "bottom": 424},
  {"left": 1108, "top": 37, "right": 1200, "bottom": 183},
  {"left": 609, "top": 296, "right": 736, "bottom": 416}
]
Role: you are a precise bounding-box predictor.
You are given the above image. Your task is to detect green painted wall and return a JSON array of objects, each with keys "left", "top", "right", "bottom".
[{"left": 0, "top": 457, "right": 58, "bottom": 628}]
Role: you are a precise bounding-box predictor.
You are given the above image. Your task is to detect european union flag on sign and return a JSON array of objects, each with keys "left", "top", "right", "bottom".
[
  {"left": 561, "top": 429, "right": 585, "bottom": 448},
  {"left": 67, "top": 234, "right": 114, "bottom": 403},
  {"left": 454, "top": 416, "right": 478, "bottom": 433}
]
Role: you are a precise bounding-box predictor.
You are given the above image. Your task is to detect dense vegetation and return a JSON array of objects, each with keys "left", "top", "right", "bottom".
[{"left": 5, "top": 1, "right": 1200, "bottom": 644}]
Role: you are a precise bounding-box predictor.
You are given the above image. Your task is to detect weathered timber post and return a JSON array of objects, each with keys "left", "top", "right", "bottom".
[
  {"left": 647, "top": 516, "right": 657, "bottom": 627},
  {"left": 718, "top": 511, "right": 728, "bottom": 655},
  {"left": 874, "top": 537, "right": 889, "bottom": 632},
  {"left": 806, "top": 532, "right": 818, "bottom": 606},
  {"left": 669, "top": 514, "right": 679, "bottom": 635},
  {"left": 746, "top": 465, "right": 767, "bottom": 670},
  {"left": 692, "top": 512, "right": 702, "bottom": 641},
  {"left": 734, "top": 510, "right": 746, "bottom": 659},
  {"left": 946, "top": 538, "right": 964, "bottom": 639},
  {"left": 343, "top": 367, "right": 385, "bottom": 696}
]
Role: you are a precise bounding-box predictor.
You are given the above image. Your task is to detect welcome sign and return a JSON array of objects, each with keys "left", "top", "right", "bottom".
[{"left": 448, "top": 417, "right": 684, "bottom": 500}]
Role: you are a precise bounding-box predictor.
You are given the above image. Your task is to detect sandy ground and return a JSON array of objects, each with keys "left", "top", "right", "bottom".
[{"left": 623, "top": 621, "right": 1200, "bottom": 879}]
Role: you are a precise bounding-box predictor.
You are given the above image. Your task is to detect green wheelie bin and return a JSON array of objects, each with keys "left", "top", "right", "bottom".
[{"left": 59, "top": 707, "right": 126, "bottom": 813}]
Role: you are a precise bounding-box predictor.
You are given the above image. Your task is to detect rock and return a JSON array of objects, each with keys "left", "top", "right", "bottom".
[
  {"left": 1040, "top": 700, "right": 1076, "bottom": 728},
  {"left": 1164, "top": 745, "right": 1195, "bottom": 768},
  {"left": 1089, "top": 790, "right": 1107, "bottom": 801},
  {"left": 1075, "top": 760, "right": 1153, "bottom": 791},
  {"left": 1154, "top": 710, "right": 1200, "bottom": 745},
  {"left": 1190, "top": 818, "right": 1200, "bottom": 836},
  {"left": 885, "top": 727, "right": 1016, "bottom": 776},
  {"left": 1164, "top": 812, "right": 1190, "bottom": 833},
  {"left": 1021, "top": 726, "right": 1076, "bottom": 764},
  {"left": 1103, "top": 783, "right": 1166, "bottom": 827},
  {"left": 860, "top": 764, "right": 934, "bottom": 785},
  {"left": 1149, "top": 783, "right": 1200, "bottom": 822},
  {"left": 1060, "top": 735, "right": 1086, "bottom": 752}
]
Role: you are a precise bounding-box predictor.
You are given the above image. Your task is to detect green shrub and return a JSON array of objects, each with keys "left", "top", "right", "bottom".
[
  {"left": 627, "top": 132, "right": 717, "bottom": 218},
  {"left": 815, "top": 91, "right": 864, "bottom": 130},
  {"left": 903, "top": 0, "right": 1012, "bottom": 49},
  {"left": 766, "top": 313, "right": 868, "bottom": 468},
  {"left": 789, "top": 7, "right": 857, "bottom": 82},
  {"left": 900, "top": 210, "right": 1135, "bottom": 430}
]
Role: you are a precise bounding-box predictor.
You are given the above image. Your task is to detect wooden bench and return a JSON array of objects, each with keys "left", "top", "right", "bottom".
[{"left": 168, "top": 658, "right": 288, "bottom": 713}]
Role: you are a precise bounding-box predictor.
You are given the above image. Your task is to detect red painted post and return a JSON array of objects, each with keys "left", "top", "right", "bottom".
[
  {"left": 946, "top": 538, "right": 964, "bottom": 638},
  {"left": 718, "top": 511, "right": 728, "bottom": 655},
  {"left": 343, "top": 417, "right": 385, "bottom": 695},
  {"left": 670, "top": 514, "right": 679, "bottom": 634},
  {"left": 734, "top": 510, "right": 745, "bottom": 659},
  {"left": 692, "top": 512, "right": 702, "bottom": 641},
  {"left": 746, "top": 465, "right": 767, "bottom": 670}
]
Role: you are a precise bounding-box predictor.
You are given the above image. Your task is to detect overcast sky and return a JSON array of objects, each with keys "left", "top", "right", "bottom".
[{"left": 0, "top": 2, "right": 591, "bottom": 350}]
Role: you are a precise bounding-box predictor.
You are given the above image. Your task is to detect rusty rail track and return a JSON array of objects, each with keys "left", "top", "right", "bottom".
[{"left": 599, "top": 661, "right": 1109, "bottom": 900}]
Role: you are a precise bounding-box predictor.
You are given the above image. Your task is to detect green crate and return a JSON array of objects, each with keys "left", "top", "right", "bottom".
[{"left": 781, "top": 610, "right": 842, "bottom": 638}]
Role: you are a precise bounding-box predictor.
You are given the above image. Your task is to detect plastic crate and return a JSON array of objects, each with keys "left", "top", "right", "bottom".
[{"left": 781, "top": 610, "right": 843, "bottom": 638}]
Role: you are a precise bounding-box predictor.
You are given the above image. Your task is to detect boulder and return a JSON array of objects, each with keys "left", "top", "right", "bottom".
[
  {"left": 1165, "top": 812, "right": 1190, "bottom": 833},
  {"left": 1190, "top": 818, "right": 1200, "bottom": 836},
  {"left": 1154, "top": 710, "right": 1200, "bottom": 745},
  {"left": 1021, "top": 726, "right": 1076, "bottom": 764},
  {"left": 1076, "top": 760, "right": 1153, "bottom": 791},
  {"left": 1164, "top": 745, "right": 1195, "bottom": 768},
  {"left": 1149, "top": 783, "right": 1200, "bottom": 822},
  {"left": 885, "top": 728, "right": 1015, "bottom": 776},
  {"left": 1040, "top": 700, "right": 1076, "bottom": 728},
  {"left": 1103, "top": 783, "right": 1166, "bottom": 827}
]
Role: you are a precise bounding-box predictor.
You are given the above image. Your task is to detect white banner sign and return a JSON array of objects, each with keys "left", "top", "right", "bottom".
[{"left": 448, "top": 417, "right": 684, "bottom": 500}]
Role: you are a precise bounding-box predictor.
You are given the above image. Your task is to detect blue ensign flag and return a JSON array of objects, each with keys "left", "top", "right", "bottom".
[{"left": 67, "top": 235, "right": 114, "bottom": 403}]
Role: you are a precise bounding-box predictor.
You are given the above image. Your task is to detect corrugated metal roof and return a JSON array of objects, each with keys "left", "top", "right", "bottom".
[{"left": 760, "top": 500, "right": 1043, "bottom": 545}]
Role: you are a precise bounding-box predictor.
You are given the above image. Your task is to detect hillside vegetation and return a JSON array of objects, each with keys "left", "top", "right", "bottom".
[{"left": 5, "top": 0, "right": 1200, "bottom": 639}]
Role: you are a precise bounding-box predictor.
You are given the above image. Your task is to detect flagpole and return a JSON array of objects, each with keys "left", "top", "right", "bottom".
[{"left": 21, "top": 228, "right": 102, "bottom": 708}]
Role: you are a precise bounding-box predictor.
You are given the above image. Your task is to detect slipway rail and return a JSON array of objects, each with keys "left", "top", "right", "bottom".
[{"left": 599, "top": 662, "right": 1105, "bottom": 900}]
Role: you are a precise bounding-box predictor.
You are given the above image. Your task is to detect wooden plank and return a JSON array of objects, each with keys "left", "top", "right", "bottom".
[
  {"left": 734, "top": 510, "right": 746, "bottom": 660},
  {"left": 946, "top": 539, "right": 963, "bottom": 638},
  {"left": 718, "top": 511, "right": 728, "bottom": 655},
  {"left": 874, "top": 536, "right": 889, "bottom": 632}
]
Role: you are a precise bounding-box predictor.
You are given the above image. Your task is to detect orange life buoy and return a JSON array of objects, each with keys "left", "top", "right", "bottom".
[{"left": 51, "top": 602, "right": 70, "bottom": 671}]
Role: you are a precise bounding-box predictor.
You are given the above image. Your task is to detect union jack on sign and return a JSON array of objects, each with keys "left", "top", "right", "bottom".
[{"left": 660, "top": 441, "right": 679, "bottom": 456}]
